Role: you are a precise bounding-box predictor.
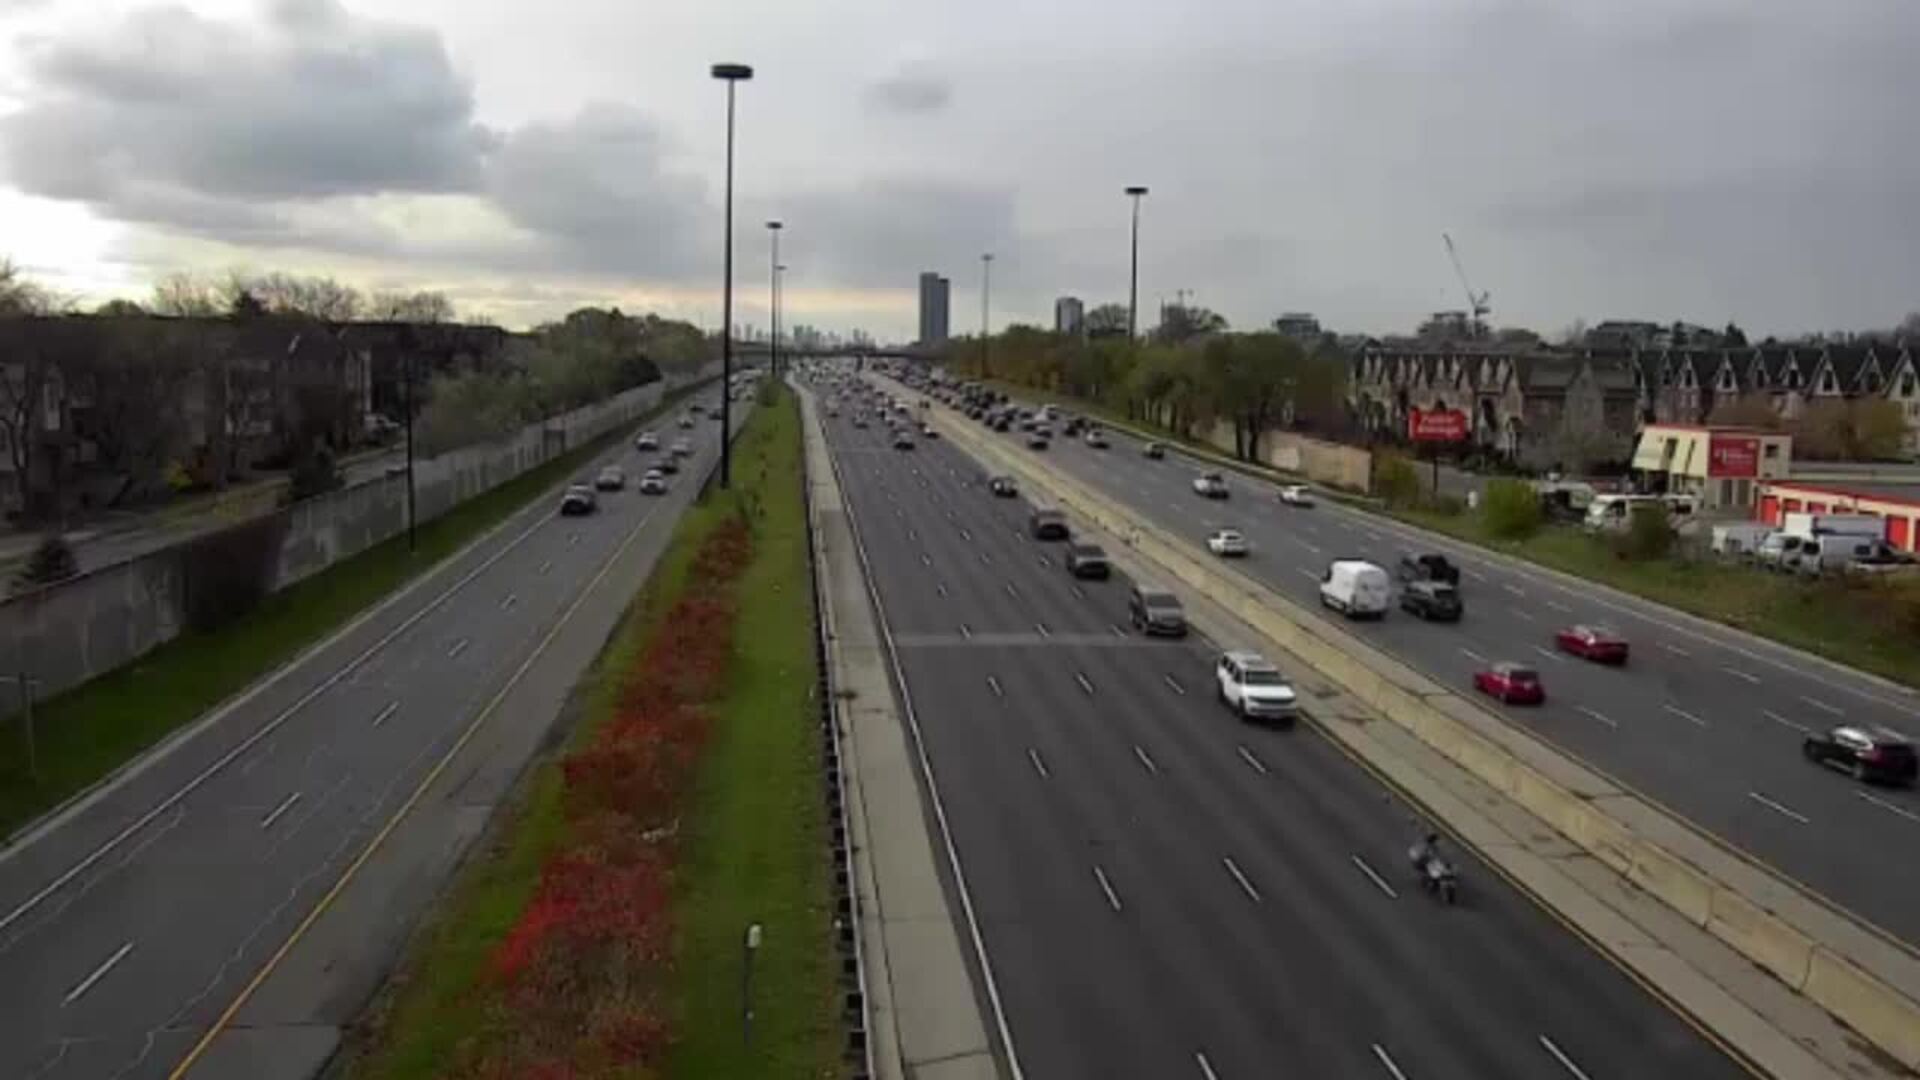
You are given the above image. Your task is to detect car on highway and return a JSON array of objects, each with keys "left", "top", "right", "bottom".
[
  {"left": 560, "top": 483, "right": 598, "bottom": 516},
  {"left": 1802, "top": 725, "right": 1918, "bottom": 786},
  {"left": 991, "top": 415, "right": 1012, "bottom": 432},
  {"left": 639, "top": 469, "right": 669, "bottom": 495},
  {"left": 1399, "top": 580, "right": 1464, "bottom": 622},
  {"left": 988, "top": 475, "right": 1019, "bottom": 498},
  {"left": 1554, "top": 624, "right": 1630, "bottom": 665},
  {"left": 1206, "top": 528, "right": 1249, "bottom": 557},
  {"left": 1277, "top": 484, "right": 1315, "bottom": 507},
  {"left": 655, "top": 455, "right": 680, "bottom": 474},
  {"left": 635, "top": 431, "right": 659, "bottom": 451},
  {"left": 1085, "top": 429, "right": 1109, "bottom": 449},
  {"left": 1473, "top": 662, "right": 1545, "bottom": 705},
  {"left": 920, "top": 423, "right": 940, "bottom": 439},
  {"left": 1319, "top": 559, "right": 1391, "bottom": 618},
  {"left": 677, "top": 414, "right": 695, "bottom": 429},
  {"left": 689, "top": 402, "right": 705, "bottom": 414},
  {"left": 1193, "top": 472, "right": 1230, "bottom": 499},
  {"left": 670, "top": 438, "right": 693, "bottom": 457},
  {"left": 595, "top": 465, "right": 626, "bottom": 491},
  {"left": 1029, "top": 508, "right": 1070, "bottom": 540},
  {"left": 853, "top": 414, "right": 869, "bottom": 428},
  {"left": 1144, "top": 441, "right": 1166, "bottom": 459},
  {"left": 1397, "top": 553, "right": 1461, "bottom": 585},
  {"left": 1065, "top": 542, "right": 1112, "bottom": 579},
  {"left": 1129, "top": 585, "right": 1189, "bottom": 637},
  {"left": 893, "top": 431, "right": 916, "bottom": 450},
  {"left": 1215, "top": 650, "right": 1298, "bottom": 724},
  {"left": 1027, "top": 432, "right": 1050, "bottom": 450}
]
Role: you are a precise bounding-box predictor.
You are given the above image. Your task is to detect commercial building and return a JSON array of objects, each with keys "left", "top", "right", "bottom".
[
  {"left": 917, "top": 272, "right": 950, "bottom": 345},
  {"left": 1629, "top": 423, "right": 1793, "bottom": 509},
  {"left": 1054, "top": 296, "right": 1085, "bottom": 337},
  {"left": 1755, "top": 480, "right": 1920, "bottom": 552}
]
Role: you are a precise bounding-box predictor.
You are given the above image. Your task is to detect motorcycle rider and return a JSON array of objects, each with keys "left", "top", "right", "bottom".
[{"left": 1408, "top": 832, "right": 1444, "bottom": 876}]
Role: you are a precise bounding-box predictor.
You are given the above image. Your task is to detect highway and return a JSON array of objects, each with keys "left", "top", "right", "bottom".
[
  {"left": 0, "top": 392, "right": 738, "bottom": 1080},
  {"left": 815, "top": 379, "right": 1747, "bottom": 1080},
  {"left": 948, "top": 390, "right": 1920, "bottom": 949}
]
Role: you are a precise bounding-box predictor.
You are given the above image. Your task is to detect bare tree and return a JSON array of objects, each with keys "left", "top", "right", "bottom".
[
  {"left": 151, "top": 272, "right": 224, "bottom": 317},
  {"left": 1, "top": 258, "right": 66, "bottom": 317},
  {"left": 77, "top": 321, "right": 193, "bottom": 506},
  {"left": 226, "top": 272, "right": 363, "bottom": 321},
  {"left": 366, "top": 290, "right": 456, "bottom": 323}
]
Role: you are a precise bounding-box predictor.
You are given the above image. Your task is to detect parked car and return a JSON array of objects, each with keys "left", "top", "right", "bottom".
[
  {"left": 1399, "top": 580, "right": 1463, "bottom": 621},
  {"left": 1802, "top": 725, "right": 1918, "bottom": 786},
  {"left": 1277, "top": 484, "right": 1315, "bottom": 507},
  {"left": 1129, "top": 585, "right": 1189, "bottom": 637},
  {"left": 1397, "top": 553, "right": 1460, "bottom": 585},
  {"left": 1206, "top": 529, "right": 1250, "bottom": 557},
  {"left": 1065, "top": 542, "right": 1111, "bottom": 579},
  {"left": 1143, "top": 441, "right": 1166, "bottom": 459},
  {"left": 560, "top": 483, "right": 598, "bottom": 516},
  {"left": 1029, "top": 508, "right": 1070, "bottom": 540},
  {"left": 1193, "top": 472, "right": 1230, "bottom": 499},
  {"left": 595, "top": 465, "right": 626, "bottom": 491},
  {"left": 988, "top": 475, "right": 1018, "bottom": 498},
  {"left": 1554, "top": 624, "right": 1630, "bottom": 665},
  {"left": 1319, "top": 559, "right": 1391, "bottom": 618},
  {"left": 634, "top": 431, "right": 659, "bottom": 451},
  {"left": 639, "top": 470, "right": 669, "bottom": 495},
  {"left": 1215, "top": 650, "right": 1299, "bottom": 724},
  {"left": 1473, "top": 662, "right": 1545, "bottom": 705}
]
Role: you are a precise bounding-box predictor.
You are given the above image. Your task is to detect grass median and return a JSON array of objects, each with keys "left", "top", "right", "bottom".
[
  {"left": 0, "top": 379, "right": 711, "bottom": 838},
  {"left": 348, "top": 383, "right": 837, "bottom": 1079}
]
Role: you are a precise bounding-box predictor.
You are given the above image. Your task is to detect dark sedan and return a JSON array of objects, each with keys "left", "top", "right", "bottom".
[{"left": 1803, "top": 726, "right": 1918, "bottom": 786}]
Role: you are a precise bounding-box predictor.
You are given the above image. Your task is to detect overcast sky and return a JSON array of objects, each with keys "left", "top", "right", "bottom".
[{"left": 2, "top": 0, "right": 1917, "bottom": 339}]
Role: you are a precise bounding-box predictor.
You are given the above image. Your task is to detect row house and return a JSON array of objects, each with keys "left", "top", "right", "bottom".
[
  {"left": 1350, "top": 347, "right": 1640, "bottom": 469},
  {"left": 1640, "top": 341, "right": 1920, "bottom": 453}
]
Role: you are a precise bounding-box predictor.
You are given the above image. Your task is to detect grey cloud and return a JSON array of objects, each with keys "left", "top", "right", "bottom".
[
  {"left": 768, "top": 178, "right": 1016, "bottom": 290},
  {"left": 0, "top": 0, "right": 491, "bottom": 215},
  {"left": 865, "top": 61, "right": 952, "bottom": 114}
]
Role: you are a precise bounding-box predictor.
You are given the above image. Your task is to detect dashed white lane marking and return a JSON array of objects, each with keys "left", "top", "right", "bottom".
[
  {"left": 63, "top": 941, "right": 135, "bottom": 1006},
  {"left": 1578, "top": 706, "right": 1618, "bottom": 729},
  {"left": 1458, "top": 647, "right": 1488, "bottom": 664},
  {"left": 1721, "top": 666, "right": 1760, "bottom": 684},
  {"left": 1093, "top": 866, "right": 1123, "bottom": 912},
  {"left": 1660, "top": 641, "right": 1691, "bottom": 658},
  {"left": 1532, "top": 645, "right": 1566, "bottom": 664},
  {"left": 500, "top": 593, "right": 517, "bottom": 610},
  {"left": 1800, "top": 695, "right": 1842, "bottom": 716},
  {"left": 1164, "top": 674, "right": 1186, "bottom": 695},
  {"left": 1763, "top": 709, "right": 1811, "bottom": 734},
  {"left": 1504, "top": 583, "right": 1526, "bottom": 598},
  {"left": 1037, "top": 622, "right": 1052, "bottom": 638},
  {"left": 959, "top": 623, "right": 972, "bottom": 640},
  {"left": 446, "top": 638, "right": 470, "bottom": 659},
  {"left": 1540, "top": 1035, "right": 1595, "bottom": 1080},
  {"left": 1195, "top": 1052, "right": 1221, "bottom": 1080},
  {"left": 1858, "top": 791, "right": 1920, "bottom": 825},
  {"left": 1545, "top": 600, "right": 1571, "bottom": 613},
  {"left": 987, "top": 675, "right": 1004, "bottom": 698},
  {"left": 1662, "top": 704, "right": 1707, "bottom": 727},
  {"left": 371, "top": 701, "right": 399, "bottom": 728},
  {"left": 260, "top": 792, "right": 302, "bottom": 829},
  {"left": 1351, "top": 854, "right": 1399, "bottom": 899},
  {"left": 1222, "top": 857, "right": 1261, "bottom": 902},
  {"left": 1238, "top": 746, "right": 1268, "bottom": 774},
  {"left": 1372, "top": 1043, "right": 1411, "bottom": 1080},
  {"left": 1509, "top": 607, "right": 1534, "bottom": 622},
  {"left": 1075, "top": 671, "right": 1094, "bottom": 695},
  {"left": 1028, "top": 748, "right": 1049, "bottom": 779},
  {"left": 1071, "top": 585, "right": 1086, "bottom": 600},
  {"left": 1134, "top": 745, "right": 1159, "bottom": 774},
  {"left": 538, "top": 560, "right": 552, "bottom": 575},
  {"left": 1748, "top": 791, "right": 1810, "bottom": 824}
]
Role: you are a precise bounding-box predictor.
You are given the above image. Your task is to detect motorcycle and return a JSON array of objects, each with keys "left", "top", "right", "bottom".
[{"left": 1410, "top": 849, "right": 1459, "bottom": 905}]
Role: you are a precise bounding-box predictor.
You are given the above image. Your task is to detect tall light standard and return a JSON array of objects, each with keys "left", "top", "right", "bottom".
[
  {"left": 765, "top": 220, "right": 781, "bottom": 380},
  {"left": 776, "top": 262, "right": 788, "bottom": 364},
  {"left": 980, "top": 252, "right": 993, "bottom": 377},
  {"left": 712, "top": 61, "right": 753, "bottom": 489},
  {"left": 1124, "top": 185, "right": 1149, "bottom": 341}
]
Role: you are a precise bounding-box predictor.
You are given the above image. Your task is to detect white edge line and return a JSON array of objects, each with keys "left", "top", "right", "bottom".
[
  {"left": 829, "top": 438, "right": 1028, "bottom": 1080},
  {"left": 63, "top": 940, "right": 135, "bottom": 1006}
]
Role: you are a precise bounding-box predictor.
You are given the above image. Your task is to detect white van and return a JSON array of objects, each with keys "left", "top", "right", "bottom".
[
  {"left": 1584, "top": 494, "right": 1660, "bottom": 530},
  {"left": 1320, "top": 560, "right": 1391, "bottom": 618}
]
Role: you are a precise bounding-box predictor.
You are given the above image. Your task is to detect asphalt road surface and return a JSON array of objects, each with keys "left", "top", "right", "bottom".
[
  {"left": 0, "top": 397, "right": 737, "bottom": 1080},
  {"left": 815, "top": 382, "right": 1747, "bottom": 1080},
  {"left": 947, "top": 397, "right": 1920, "bottom": 951}
]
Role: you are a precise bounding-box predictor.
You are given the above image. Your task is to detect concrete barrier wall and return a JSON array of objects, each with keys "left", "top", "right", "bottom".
[
  {"left": 925, "top": 389, "right": 1920, "bottom": 1073},
  {"left": 1200, "top": 419, "right": 1374, "bottom": 493},
  {"left": 1, "top": 362, "right": 720, "bottom": 711}
]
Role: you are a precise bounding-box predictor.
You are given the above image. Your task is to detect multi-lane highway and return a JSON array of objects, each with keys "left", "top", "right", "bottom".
[
  {"left": 814, "top": 373, "right": 1747, "bottom": 1080},
  {"left": 952, "top": 396, "right": 1920, "bottom": 950},
  {"left": 0, "top": 391, "right": 738, "bottom": 1079}
]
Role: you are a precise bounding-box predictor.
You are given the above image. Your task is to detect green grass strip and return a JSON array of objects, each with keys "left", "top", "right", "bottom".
[{"left": 0, "top": 380, "right": 711, "bottom": 837}]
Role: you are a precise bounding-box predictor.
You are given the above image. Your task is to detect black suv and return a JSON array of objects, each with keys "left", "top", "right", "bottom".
[
  {"left": 1400, "top": 580, "right": 1463, "bottom": 622},
  {"left": 988, "top": 475, "right": 1018, "bottom": 498},
  {"left": 1028, "top": 508, "right": 1070, "bottom": 540},
  {"left": 1129, "top": 585, "right": 1188, "bottom": 637},
  {"left": 1803, "top": 726, "right": 1918, "bottom": 786},
  {"left": 1397, "top": 553, "right": 1461, "bottom": 585},
  {"left": 1065, "top": 542, "right": 1111, "bottom": 579}
]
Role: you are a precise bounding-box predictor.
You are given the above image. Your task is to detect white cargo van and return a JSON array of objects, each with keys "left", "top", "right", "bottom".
[
  {"left": 1319, "top": 560, "right": 1391, "bottom": 618},
  {"left": 1781, "top": 512, "right": 1882, "bottom": 540}
]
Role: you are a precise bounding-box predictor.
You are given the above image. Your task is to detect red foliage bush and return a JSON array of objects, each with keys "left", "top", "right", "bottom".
[{"left": 470, "top": 516, "right": 754, "bottom": 1077}]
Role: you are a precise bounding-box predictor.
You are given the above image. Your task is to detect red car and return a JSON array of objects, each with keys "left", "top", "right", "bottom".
[
  {"left": 1554, "top": 624, "right": 1630, "bottom": 665},
  {"left": 1474, "top": 662, "right": 1546, "bottom": 705}
]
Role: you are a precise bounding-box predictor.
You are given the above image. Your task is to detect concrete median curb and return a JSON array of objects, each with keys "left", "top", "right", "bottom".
[{"left": 915, "top": 384, "right": 1920, "bottom": 1077}]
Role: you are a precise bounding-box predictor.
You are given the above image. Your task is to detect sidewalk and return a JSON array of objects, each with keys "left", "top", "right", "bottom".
[{"left": 797, "top": 385, "right": 1000, "bottom": 1080}]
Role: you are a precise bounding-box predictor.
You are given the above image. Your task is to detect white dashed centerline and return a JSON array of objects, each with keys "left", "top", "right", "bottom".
[
  {"left": 1545, "top": 600, "right": 1571, "bottom": 613},
  {"left": 1238, "top": 745, "right": 1268, "bottom": 774},
  {"left": 959, "top": 623, "right": 972, "bottom": 640},
  {"left": 1164, "top": 674, "right": 1186, "bottom": 696},
  {"left": 1533, "top": 645, "right": 1567, "bottom": 664},
  {"left": 1578, "top": 706, "right": 1618, "bottom": 729},
  {"left": 1763, "top": 710, "right": 1811, "bottom": 734},
  {"left": 1659, "top": 641, "right": 1691, "bottom": 658},
  {"left": 1195, "top": 1052, "right": 1221, "bottom": 1080},
  {"left": 1799, "top": 695, "right": 1842, "bottom": 716},
  {"left": 63, "top": 941, "right": 135, "bottom": 1006},
  {"left": 1134, "top": 745, "right": 1159, "bottom": 774},
  {"left": 1351, "top": 854, "right": 1399, "bottom": 899},
  {"left": 987, "top": 675, "right": 1004, "bottom": 698},
  {"left": 500, "top": 592, "right": 517, "bottom": 610},
  {"left": 1093, "top": 866, "right": 1123, "bottom": 912},
  {"left": 1028, "top": 748, "right": 1049, "bottom": 779},
  {"left": 1540, "top": 1035, "right": 1595, "bottom": 1080},
  {"left": 371, "top": 701, "right": 399, "bottom": 728},
  {"left": 446, "top": 637, "right": 470, "bottom": 659},
  {"left": 1071, "top": 585, "right": 1086, "bottom": 600},
  {"left": 1748, "top": 791, "right": 1810, "bottom": 824},
  {"left": 1662, "top": 704, "right": 1707, "bottom": 728},
  {"left": 260, "top": 791, "right": 302, "bottom": 829},
  {"left": 1222, "top": 857, "right": 1261, "bottom": 903},
  {"left": 1858, "top": 791, "right": 1920, "bottom": 825},
  {"left": 1372, "top": 1043, "right": 1411, "bottom": 1080},
  {"left": 1075, "top": 671, "right": 1094, "bottom": 695},
  {"left": 1037, "top": 622, "right": 1053, "bottom": 639},
  {"left": 1722, "top": 666, "right": 1761, "bottom": 684},
  {"left": 1458, "top": 647, "right": 1488, "bottom": 664},
  {"left": 538, "top": 560, "right": 552, "bottom": 576},
  {"left": 1509, "top": 608, "right": 1534, "bottom": 622}
]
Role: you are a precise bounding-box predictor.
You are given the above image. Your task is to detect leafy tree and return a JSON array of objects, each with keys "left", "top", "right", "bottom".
[
  {"left": 285, "top": 441, "right": 341, "bottom": 504},
  {"left": 0, "top": 257, "right": 58, "bottom": 317},
  {"left": 14, "top": 534, "right": 78, "bottom": 588},
  {"left": 1615, "top": 502, "right": 1674, "bottom": 560},
  {"left": 1374, "top": 451, "right": 1420, "bottom": 508},
  {"left": 94, "top": 298, "right": 147, "bottom": 317},
  {"left": 1794, "top": 399, "right": 1906, "bottom": 460},
  {"left": 1723, "top": 322, "right": 1748, "bottom": 347},
  {"left": 1481, "top": 478, "right": 1542, "bottom": 539},
  {"left": 1850, "top": 399, "right": 1910, "bottom": 460},
  {"left": 1085, "top": 303, "right": 1131, "bottom": 339},
  {"left": 1153, "top": 303, "right": 1228, "bottom": 344}
]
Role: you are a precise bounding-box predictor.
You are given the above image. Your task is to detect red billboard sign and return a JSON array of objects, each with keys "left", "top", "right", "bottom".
[
  {"left": 1408, "top": 407, "right": 1469, "bottom": 443},
  {"left": 1708, "top": 434, "right": 1759, "bottom": 478}
]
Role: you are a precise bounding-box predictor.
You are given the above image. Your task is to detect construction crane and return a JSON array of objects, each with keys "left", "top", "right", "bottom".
[{"left": 1442, "top": 232, "right": 1491, "bottom": 323}]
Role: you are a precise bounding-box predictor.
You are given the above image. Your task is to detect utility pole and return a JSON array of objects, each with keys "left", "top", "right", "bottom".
[
  {"left": 403, "top": 352, "right": 417, "bottom": 552},
  {"left": 767, "top": 220, "right": 782, "bottom": 381},
  {"left": 1125, "top": 185, "right": 1149, "bottom": 341},
  {"left": 980, "top": 253, "right": 993, "bottom": 377}
]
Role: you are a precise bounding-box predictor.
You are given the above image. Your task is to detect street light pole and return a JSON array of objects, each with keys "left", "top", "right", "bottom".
[
  {"left": 1125, "top": 185, "right": 1149, "bottom": 341},
  {"left": 402, "top": 353, "right": 417, "bottom": 553},
  {"left": 712, "top": 62, "right": 754, "bottom": 489},
  {"left": 766, "top": 220, "right": 781, "bottom": 381},
  {"left": 776, "top": 263, "right": 787, "bottom": 367},
  {"left": 980, "top": 253, "right": 993, "bottom": 377}
]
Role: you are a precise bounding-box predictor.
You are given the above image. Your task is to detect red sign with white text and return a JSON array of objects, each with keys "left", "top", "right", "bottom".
[
  {"left": 1408, "top": 407, "right": 1469, "bottom": 443},
  {"left": 1708, "top": 434, "right": 1759, "bottom": 478}
]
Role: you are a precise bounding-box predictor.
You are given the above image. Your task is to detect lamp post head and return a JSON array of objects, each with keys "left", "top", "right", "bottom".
[
  {"left": 767, "top": 220, "right": 782, "bottom": 231},
  {"left": 1125, "top": 185, "right": 1149, "bottom": 197},
  {"left": 711, "top": 62, "right": 753, "bottom": 81}
]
